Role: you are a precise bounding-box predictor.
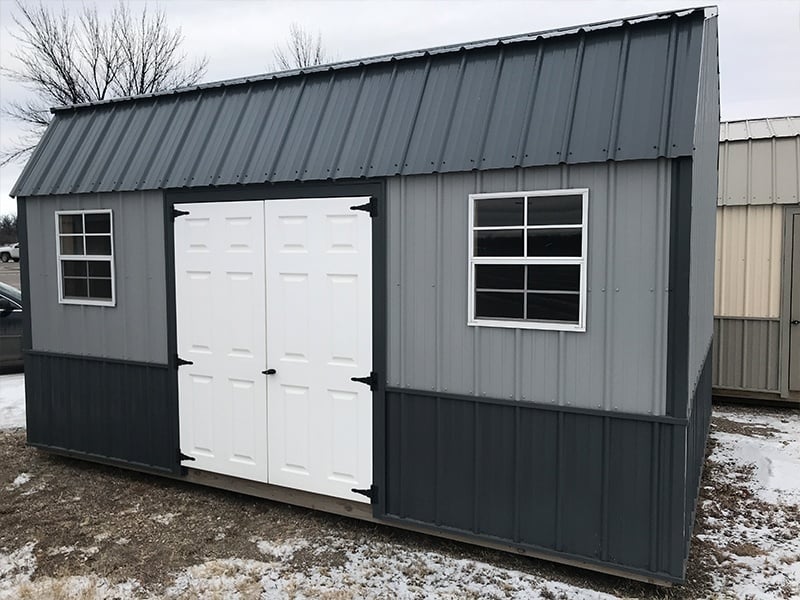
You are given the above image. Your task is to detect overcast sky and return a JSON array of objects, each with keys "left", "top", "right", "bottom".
[{"left": 1, "top": 0, "right": 798, "bottom": 215}]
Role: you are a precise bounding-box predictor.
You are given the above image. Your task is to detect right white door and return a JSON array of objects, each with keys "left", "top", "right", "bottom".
[{"left": 265, "top": 197, "right": 373, "bottom": 503}]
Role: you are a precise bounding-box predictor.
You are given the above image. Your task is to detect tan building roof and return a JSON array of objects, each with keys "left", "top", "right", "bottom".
[{"left": 720, "top": 116, "right": 800, "bottom": 141}]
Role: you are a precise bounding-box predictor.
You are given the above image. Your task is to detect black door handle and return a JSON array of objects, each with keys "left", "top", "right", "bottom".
[
  {"left": 792, "top": 320, "right": 800, "bottom": 325},
  {"left": 262, "top": 368, "right": 276, "bottom": 375}
]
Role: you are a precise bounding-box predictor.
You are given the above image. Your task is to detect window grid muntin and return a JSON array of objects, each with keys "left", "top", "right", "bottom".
[
  {"left": 55, "top": 210, "right": 115, "bottom": 306},
  {"left": 468, "top": 189, "right": 587, "bottom": 331}
]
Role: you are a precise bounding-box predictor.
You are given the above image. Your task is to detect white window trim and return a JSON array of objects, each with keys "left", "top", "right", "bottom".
[
  {"left": 55, "top": 209, "right": 116, "bottom": 307},
  {"left": 467, "top": 188, "right": 588, "bottom": 332}
]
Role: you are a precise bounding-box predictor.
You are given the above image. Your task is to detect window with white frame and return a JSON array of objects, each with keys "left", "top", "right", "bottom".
[
  {"left": 56, "top": 210, "right": 115, "bottom": 306},
  {"left": 468, "top": 189, "right": 588, "bottom": 331}
]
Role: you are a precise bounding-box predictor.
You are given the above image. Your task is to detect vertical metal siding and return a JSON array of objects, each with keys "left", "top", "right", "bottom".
[
  {"left": 387, "top": 160, "right": 672, "bottom": 416},
  {"left": 383, "top": 390, "right": 690, "bottom": 581},
  {"left": 687, "top": 15, "right": 719, "bottom": 402},
  {"left": 715, "top": 205, "right": 783, "bottom": 318},
  {"left": 718, "top": 138, "right": 800, "bottom": 206},
  {"left": 25, "top": 353, "right": 176, "bottom": 473},
  {"left": 24, "top": 190, "right": 168, "bottom": 363},
  {"left": 713, "top": 317, "right": 781, "bottom": 392}
]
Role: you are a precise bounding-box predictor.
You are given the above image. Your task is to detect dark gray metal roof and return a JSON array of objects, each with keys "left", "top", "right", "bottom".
[{"left": 13, "top": 7, "right": 713, "bottom": 198}]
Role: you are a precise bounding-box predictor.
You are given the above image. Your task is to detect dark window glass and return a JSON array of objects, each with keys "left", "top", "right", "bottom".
[
  {"left": 88, "top": 278, "right": 113, "bottom": 299},
  {"left": 87, "top": 261, "right": 111, "bottom": 277},
  {"left": 476, "top": 291, "right": 524, "bottom": 319},
  {"left": 60, "top": 236, "right": 84, "bottom": 255},
  {"left": 59, "top": 214, "right": 83, "bottom": 234},
  {"left": 474, "top": 197, "right": 524, "bottom": 227},
  {"left": 475, "top": 265, "right": 524, "bottom": 290},
  {"left": 84, "top": 212, "right": 111, "bottom": 233},
  {"left": 527, "top": 229, "right": 581, "bottom": 257},
  {"left": 63, "top": 278, "right": 89, "bottom": 298},
  {"left": 527, "top": 195, "right": 582, "bottom": 226},
  {"left": 86, "top": 235, "right": 112, "bottom": 255},
  {"left": 475, "top": 230, "right": 524, "bottom": 257},
  {"left": 527, "top": 265, "right": 580, "bottom": 292},
  {"left": 62, "top": 260, "right": 87, "bottom": 277},
  {"left": 527, "top": 293, "right": 580, "bottom": 323}
]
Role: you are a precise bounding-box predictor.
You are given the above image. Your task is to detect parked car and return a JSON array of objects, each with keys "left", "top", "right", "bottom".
[
  {"left": 0, "top": 281, "right": 23, "bottom": 370},
  {"left": 0, "top": 243, "right": 20, "bottom": 263}
]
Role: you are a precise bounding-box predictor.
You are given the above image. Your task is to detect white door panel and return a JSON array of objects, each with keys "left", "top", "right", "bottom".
[
  {"left": 266, "top": 197, "right": 373, "bottom": 503},
  {"left": 174, "top": 201, "right": 268, "bottom": 482}
]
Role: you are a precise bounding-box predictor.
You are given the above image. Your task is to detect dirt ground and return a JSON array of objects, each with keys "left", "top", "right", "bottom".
[{"left": 0, "top": 406, "right": 796, "bottom": 599}]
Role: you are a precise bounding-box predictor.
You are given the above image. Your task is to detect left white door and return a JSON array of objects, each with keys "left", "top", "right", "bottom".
[{"left": 174, "top": 201, "right": 268, "bottom": 482}]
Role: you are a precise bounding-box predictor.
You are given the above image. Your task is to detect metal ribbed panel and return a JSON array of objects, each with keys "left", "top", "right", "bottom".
[
  {"left": 687, "top": 13, "right": 719, "bottom": 402},
  {"left": 12, "top": 10, "right": 707, "bottom": 198},
  {"left": 25, "top": 190, "right": 167, "bottom": 363},
  {"left": 713, "top": 317, "right": 780, "bottom": 392},
  {"left": 720, "top": 116, "right": 800, "bottom": 141},
  {"left": 718, "top": 138, "right": 800, "bottom": 206},
  {"left": 386, "top": 161, "right": 671, "bottom": 416},
  {"left": 715, "top": 205, "right": 782, "bottom": 318}
]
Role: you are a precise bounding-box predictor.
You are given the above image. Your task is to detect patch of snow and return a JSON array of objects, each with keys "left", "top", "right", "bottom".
[
  {"left": 165, "top": 558, "right": 278, "bottom": 599},
  {"left": 703, "top": 406, "right": 800, "bottom": 599},
  {"left": 152, "top": 512, "right": 180, "bottom": 525},
  {"left": 0, "top": 374, "right": 24, "bottom": 430},
  {"left": 7, "top": 472, "right": 30, "bottom": 490},
  {"left": 253, "top": 537, "right": 309, "bottom": 562},
  {"left": 0, "top": 542, "right": 37, "bottom": 597},
  {"left": 12, "top": 575, "right": 142, "bottom": 599}
]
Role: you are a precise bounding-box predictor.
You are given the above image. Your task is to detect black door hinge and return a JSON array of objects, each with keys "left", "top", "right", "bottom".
[
  {"left": 351, "top": 371, "right": 378, "bottom": 391},
  {"left": 178, "top": 450, "right": 196, "bottom": 462},
  {"left": 172, "top": 207, "right": 190, "bottom": 221},
  {"left": 350, "top": 197, "right": 377, "bottom": 218},
  {"left": 352, "top": 484, "right": 377, "bottom": 503},
  {"left": 175, "top": 355, "right": 194, "bottom": 368}
]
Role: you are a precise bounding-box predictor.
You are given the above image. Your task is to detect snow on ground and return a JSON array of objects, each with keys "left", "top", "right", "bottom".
[
  {"left": 0, "top": 393, "right": 797, "bottom": 598},
  {"left": 701, "top": 406, "right": 800, "bottom": 599},
  {"left": 0, "top": 373, "right": 24, "bottom": 429}
]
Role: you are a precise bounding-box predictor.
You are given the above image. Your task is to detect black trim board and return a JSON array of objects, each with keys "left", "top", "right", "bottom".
[
  {"left": 666, "top": 157, "right": 692, "bottom": 418},
  {"left": 17, "top": 198, "right": 32, "bottom": 354}
]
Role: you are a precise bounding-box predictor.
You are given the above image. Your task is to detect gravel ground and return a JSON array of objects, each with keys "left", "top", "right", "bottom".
[{"left": 0, "top": 404, "right": 798, "bottom": 599}]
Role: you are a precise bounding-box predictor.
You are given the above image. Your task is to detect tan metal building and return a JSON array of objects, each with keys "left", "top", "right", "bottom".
[{"left": 714, "top": 116, "right": 800, "bottom": 402}]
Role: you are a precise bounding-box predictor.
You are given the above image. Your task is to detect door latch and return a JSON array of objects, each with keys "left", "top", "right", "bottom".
[
  {"left": 351, "top": 484, "right": 377, "bottom": 503},
  {"left": 351, "top": 371, "right": 377, "bottom": 391},
  {"left": 262, "top": 368, "right": 276, "bottom": 375},
  {"left": 792, "top": 320, "right": 800, "bottom": 325}
]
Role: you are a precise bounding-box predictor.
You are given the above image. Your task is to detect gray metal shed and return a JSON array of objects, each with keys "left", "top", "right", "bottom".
[{"left": 11, "top": 7, "right": 719, "bottom": 585}]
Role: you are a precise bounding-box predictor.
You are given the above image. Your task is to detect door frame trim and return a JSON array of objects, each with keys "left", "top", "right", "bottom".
[
  {"left": 779, "top": 205, "right": 800, "bottom": 398},
  {"left": 164, "top": 179, "right": 388, "bottom": 515}
]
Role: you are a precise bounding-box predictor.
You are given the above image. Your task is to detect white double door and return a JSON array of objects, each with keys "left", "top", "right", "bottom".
[{"left": 174, "top": 197, "right": 373, "bottom": 503}]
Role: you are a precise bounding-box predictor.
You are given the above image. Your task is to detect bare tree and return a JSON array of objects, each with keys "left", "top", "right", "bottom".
[
  {"left": 1, "top": 1, "right": 208, "bottom": 165},
  {"left": 273, "top": 22, "right": 332, "bottom": 71}
]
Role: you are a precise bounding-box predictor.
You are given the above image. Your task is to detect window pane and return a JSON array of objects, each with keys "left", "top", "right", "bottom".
[
  {"left": 86, "top": 235, "right": 112, "bottom": 255},
  {"left": 59, "top": 214, "right": 83, "bottom": 234},
  {"left": 474, "top": 197, "right": 524, "bottom": 227},
  {"left": 527, "top": 195, "right": 582, "bottom": 226},
  {"left": 527, "top": 265, "right": 580, "bottom": 292},
  {"left": 62, "top": 260, "right": 87, "bottom": 277},
  {"left": 63, "top": 277, "right": 88, "bottom": 298},
  {"left": 527, "top": 293, "right": 580, "bottom": 323},
  {"left": 475, "top": 230, "right": 524, "bottom": 257},
  {"left": 60, "top": 236, "right": 84, "bottom": 255},
  {"left": 476, "top": 291, "right": 524, "bottom": 319},
  {"left": 475, "top": 265, "right": 524, "bottom": 290},
  {"left": 84, "top": 212, "right": 111, "bottom": 233},
  {"left": 527, "top": 229, "right": 581, "bottom": 257},
  {"left": 88, "top": 278, "right": 113, "bottom": 299},
  {"left": 87, "top": 261, "right": 111, "bottom": 277}
]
